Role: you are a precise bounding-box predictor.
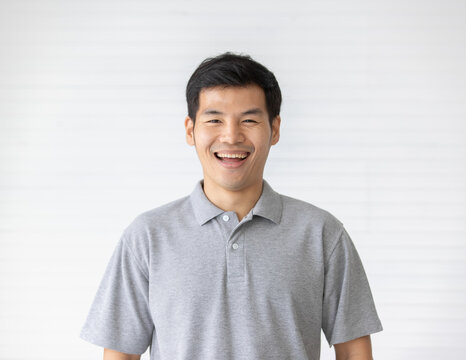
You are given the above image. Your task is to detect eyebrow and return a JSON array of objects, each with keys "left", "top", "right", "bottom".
[
  {"left": 202, "top": 109, "right": 224, "bottom": 116},
  {"left": 241, "top": 108, "right": 264, "bottom": 116},
  {"left": 201, "top": 108, "right": 265, "bottom": 116}
]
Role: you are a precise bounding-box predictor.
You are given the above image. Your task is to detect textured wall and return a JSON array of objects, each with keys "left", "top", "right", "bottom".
[{"left": 1, "top": 0, "right": 465, "bottom": 359}]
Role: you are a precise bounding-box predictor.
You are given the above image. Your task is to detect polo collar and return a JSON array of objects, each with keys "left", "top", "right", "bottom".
[{"left": 189, "top": 179, "right": 283, "bottom": 226}]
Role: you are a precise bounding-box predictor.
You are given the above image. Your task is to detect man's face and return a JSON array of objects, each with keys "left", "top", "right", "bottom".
[{"left": 185, "top": 84, "right": 280, "bottom": 193}]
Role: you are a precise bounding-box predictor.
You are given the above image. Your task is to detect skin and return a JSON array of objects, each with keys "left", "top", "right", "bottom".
[
  {"left": 184, "top": 84, "right": 280, "bottom": 221},
  {"left": 104, "top": 84, "right": 373, "bottom": 359},
  {"left": 334, "top": 335, "right": 373, "bottom": 360},
  {"left": 103, "top": 348, "right": 140, "bottom": 360}
]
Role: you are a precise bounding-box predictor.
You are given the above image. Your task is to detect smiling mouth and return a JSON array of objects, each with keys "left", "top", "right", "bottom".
[{"left": 214, "top": 152, "right": 250, "bottom": 162}]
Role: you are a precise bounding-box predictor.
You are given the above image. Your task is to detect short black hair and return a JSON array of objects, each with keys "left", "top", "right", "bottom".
[{"left": 186, "top": 52, "right": 282, "bottom": 127}]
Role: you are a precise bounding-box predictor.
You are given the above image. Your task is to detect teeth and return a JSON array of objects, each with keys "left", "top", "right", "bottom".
[{"left": 217, "top": 153, "right": 248, "bottom": 159}]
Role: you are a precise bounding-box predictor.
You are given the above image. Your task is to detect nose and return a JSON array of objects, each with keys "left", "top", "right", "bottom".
[{"left": 220, "top": 121, "right": 244, "bottom": 144}]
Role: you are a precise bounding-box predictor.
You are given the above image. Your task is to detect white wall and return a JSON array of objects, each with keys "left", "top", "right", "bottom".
[{"left": 1, "top": 0, "right": 465, "bottom": 359}]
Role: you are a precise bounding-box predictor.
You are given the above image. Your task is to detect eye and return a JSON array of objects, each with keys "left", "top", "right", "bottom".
[
  {"left": 207, "top": 119, "right": 221, "bottom": 123},
  {"left": 243, "top": 119, "right": 257, "bottom": 123}
]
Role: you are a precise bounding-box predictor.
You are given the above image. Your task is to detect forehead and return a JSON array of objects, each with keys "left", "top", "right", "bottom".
[{"left": 197, "top": 85, "right": 267, "bottom": 114}]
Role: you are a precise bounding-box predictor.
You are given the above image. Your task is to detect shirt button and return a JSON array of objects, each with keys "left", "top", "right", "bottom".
[
  {"left": 232, "top": 243, "right": 239, "bottom": 250},
  {"left": 222, "top": 215, "right": 230, "bottom": 222}
]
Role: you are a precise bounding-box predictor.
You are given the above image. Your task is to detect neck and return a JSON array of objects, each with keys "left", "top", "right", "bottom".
[{"left": 202, "top": 179, "right": 264, "bottom": 221}]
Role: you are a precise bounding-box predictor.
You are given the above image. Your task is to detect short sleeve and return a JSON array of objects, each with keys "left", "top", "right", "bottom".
[
  {"left": 322, "top": 227, "right": 383, "bottom": 347},
  {"left": 79, "top": 234, "right": 154, "bottom": 354}
]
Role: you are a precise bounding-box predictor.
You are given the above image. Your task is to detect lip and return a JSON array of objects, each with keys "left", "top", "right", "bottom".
[{"left": 214, "top": 151, "right": 250, "bottom": 169}]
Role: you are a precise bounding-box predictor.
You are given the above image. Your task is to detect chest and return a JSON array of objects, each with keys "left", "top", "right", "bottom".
[{"left": 147, "top": 219, "right": 325, "bottom": 320}]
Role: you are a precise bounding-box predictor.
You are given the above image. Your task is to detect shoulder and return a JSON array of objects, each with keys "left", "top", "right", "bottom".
[
  {"left": 124, "top": 194, "right": 192, "bottom": 236},
  {"left": 278, "top": 192, "right": 345, "bottom": 258},
  {"left": 280, "top": 193, "right": 343, "bottom": 229},
  {"left": 118, "top": 194, "right": 192, "bottom": 257},
  {"left": 281, "top": 194, "right": 341, "bottom": 223}
]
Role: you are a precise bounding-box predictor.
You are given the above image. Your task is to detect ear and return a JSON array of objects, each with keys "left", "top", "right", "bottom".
[
  {"left": 270, "top": 115, "right": 281, "bottom": 145},
  {"left": 184, "top": 116, "right": 195, "bottom": 146}
]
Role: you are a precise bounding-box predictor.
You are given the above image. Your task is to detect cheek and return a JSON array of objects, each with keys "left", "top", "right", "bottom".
[
  {"left": 194, "top": 129, "right": 212, "bottom": 146},
  {"left": 253, "top": 136, "right": 272, "bottom": 155},
  {"left": 194, "top": 132, "right": 218, "bottom": 157}
]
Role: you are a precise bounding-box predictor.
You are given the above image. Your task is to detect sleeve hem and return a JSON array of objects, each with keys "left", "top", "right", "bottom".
[
  {"left": 328, "top": 324, "right": 384, "bottom": 348},
  {"left": 79, "top": 327, "right": 146, "bottom": 355}
]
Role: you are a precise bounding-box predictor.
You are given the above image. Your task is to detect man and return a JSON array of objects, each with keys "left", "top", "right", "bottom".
[{"left": 80, "top": 52, "right": 383, "bottom": 360}]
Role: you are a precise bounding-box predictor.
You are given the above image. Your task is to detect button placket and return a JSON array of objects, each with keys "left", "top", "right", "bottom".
[
  {"left": 227, "top": 232, "right": 245, "bottom": 282},
  {"left": 216, "top": 212, "right": 246, "bottom": 283}
]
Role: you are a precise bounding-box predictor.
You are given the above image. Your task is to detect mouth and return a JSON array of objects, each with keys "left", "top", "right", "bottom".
[{"left": 214, "top": 152, "right": 250, "bottom": 163}]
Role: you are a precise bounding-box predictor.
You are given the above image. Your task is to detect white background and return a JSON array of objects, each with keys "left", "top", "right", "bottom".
[{"left": 1, "top": 0, "right": 465, "bottom": 359}]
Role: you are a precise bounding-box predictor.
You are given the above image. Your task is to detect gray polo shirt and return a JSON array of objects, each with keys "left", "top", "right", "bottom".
[{"left": 80, "top": 179, "right": 383, "bottom": 359}]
